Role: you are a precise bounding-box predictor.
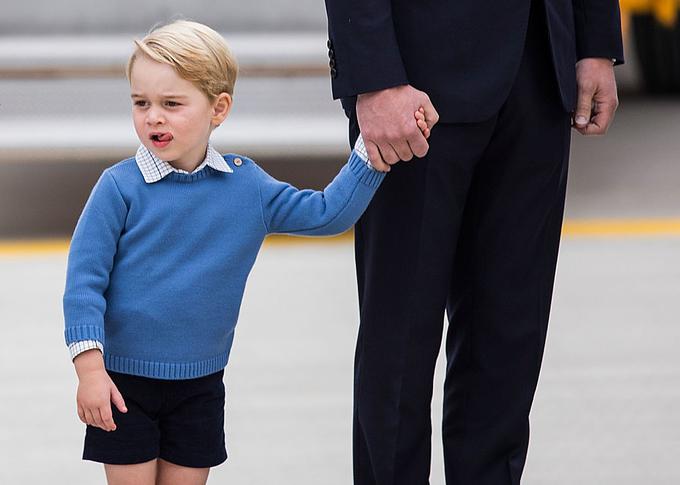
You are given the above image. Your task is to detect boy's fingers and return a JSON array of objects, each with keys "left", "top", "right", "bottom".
[
  {"left": 91, "top": 408, "right": 106, "bottom": 429},
  {"left": 85, "top": 408, "right": 97, "bottom": 427},
  {"left": 100, "top": 407, "right": 116, "bottom": 432},
  {"left": 111, "top": 385, "right": 128, "bottom": 413},
  {"left": 421, "top": 99, "right": 440, "bottom": 130},
  {"left": 77, "top": 406, "right": 86, "bottom": 424}
]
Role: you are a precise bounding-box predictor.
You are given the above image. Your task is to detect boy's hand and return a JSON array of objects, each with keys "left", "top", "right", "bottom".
[
  {"left": 74, "top": 349, "right": 127, "bottom": 432},
  {"left": 415, "top": 107, "right": 431, "bottom": 139}
]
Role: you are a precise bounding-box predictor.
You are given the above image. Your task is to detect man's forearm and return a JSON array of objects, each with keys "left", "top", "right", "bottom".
[
  {"left": 573, "top": 0, "right": 624, "bottom": 64},
  {"left": 324, "top": 0, "right": 408, "bottom": 99}
]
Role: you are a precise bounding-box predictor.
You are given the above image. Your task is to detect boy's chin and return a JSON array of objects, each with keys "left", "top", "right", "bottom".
[{"left": 145, "top": 144, "right": 171, "bottom": 160}]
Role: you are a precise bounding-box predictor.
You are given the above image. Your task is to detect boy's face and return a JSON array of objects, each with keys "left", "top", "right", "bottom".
[{"left": 130, "top": 55, "right": 231, "bottom": 169}]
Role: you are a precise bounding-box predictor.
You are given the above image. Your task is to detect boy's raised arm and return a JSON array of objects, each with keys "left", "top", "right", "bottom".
[
  {"left": 255, "top": 134, "right": 385, "bottom": 237},
  {"left": 254, "top": 111, "right": 429, "bottom": 236}
]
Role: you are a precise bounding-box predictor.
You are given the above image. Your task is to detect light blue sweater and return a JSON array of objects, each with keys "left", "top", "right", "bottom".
[{"left": 63, "top": 149, "right": 384, "bottom": 380}]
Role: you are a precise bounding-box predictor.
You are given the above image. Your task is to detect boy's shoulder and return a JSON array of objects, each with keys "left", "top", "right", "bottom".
[
  {"left": 105, "top": 156, "right": 138, "bottom": 175},
  {"left": 101, "top": 157, "right": 143, "bottom": 186},
  {"left": 220, "top": 152, "right": 256, "bottom": 169},
  {"left": 220, "top": 152, "right": 271, "bottom": 180}
]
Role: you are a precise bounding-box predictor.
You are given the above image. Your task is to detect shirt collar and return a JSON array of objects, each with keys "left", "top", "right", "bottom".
[{"left": 135, "top": 144, "right": 233, "bottom": 184}]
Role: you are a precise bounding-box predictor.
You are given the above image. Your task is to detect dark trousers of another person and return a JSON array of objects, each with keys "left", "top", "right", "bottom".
[{"left": 348, "top": 1, "right": 571, "bottom": 483}]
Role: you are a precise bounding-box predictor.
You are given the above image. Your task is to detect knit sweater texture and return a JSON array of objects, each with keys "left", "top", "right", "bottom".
[{"left": 63, "top": 150, "right": 384, "bottom": 379}]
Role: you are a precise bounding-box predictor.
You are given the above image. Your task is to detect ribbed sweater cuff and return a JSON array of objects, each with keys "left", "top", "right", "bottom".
[
  {"left": 64, "top": 325, "right": 105, "bottom": 346},
  {"left": 348, "top": 151, "right": 386, "bottom": 188}
]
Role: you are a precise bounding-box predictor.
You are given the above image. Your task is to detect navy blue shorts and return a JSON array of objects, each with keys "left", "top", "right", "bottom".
[{"left": 83, "top": 369, "right": 227, "bottom": 468}]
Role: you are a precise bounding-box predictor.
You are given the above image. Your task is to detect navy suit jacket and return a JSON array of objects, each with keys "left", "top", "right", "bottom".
[{"left": 324, "top": 0, "right": 624, "bottom": 123}]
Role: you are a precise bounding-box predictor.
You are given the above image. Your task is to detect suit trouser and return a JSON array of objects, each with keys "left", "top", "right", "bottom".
[{"left": 347, "top": 1, "right": 572, "bottom": 484}]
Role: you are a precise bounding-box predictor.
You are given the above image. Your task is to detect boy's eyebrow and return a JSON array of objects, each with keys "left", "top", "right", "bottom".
[{"left": 130, "top": 93, "right": 189, "bottom": 99}]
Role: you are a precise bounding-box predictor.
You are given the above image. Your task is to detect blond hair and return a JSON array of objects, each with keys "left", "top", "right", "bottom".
[{"left": 126, "top": 20, "right": 238, "bottom": 100}]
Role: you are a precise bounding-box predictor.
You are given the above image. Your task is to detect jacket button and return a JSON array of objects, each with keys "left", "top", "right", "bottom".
[
  {"left": 330, "top": 67, "right": 337, "bottom": 78},
  {"left": 233, "top": 157, "right": 242, "bottom": 167},
  {"left": 328, "top": 49, "right": 334, "bottom": 58},
  {"left": 327, "top": 39, "right": 332, "bottom": 49},
  {"left": 329, "top": 58, "right": 336, "bottom": 68}
]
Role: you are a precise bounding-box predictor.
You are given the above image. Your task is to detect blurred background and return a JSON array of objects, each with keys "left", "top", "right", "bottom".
[{"left": 1, "top": 1, "right": 679, "bottom": 484}]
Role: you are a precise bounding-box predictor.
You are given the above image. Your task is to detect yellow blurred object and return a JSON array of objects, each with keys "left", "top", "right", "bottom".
[{"left": 620, "top": 0, "right": 679, "bottom": 27}]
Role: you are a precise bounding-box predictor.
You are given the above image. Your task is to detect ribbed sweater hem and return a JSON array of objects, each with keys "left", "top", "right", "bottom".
[
  {"left": 104, "top": 352, "right": 229, "bottom": 380},
  {"left": 65, "top": 325, "right": 105, "bottom": 346},
  {"left": 348, "top": 152, "right": 386, "bottom": 188}
]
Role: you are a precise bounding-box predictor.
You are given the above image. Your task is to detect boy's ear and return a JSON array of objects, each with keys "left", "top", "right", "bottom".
[{"left": 212, "top": 93, "right": 233, "bottom": 126}]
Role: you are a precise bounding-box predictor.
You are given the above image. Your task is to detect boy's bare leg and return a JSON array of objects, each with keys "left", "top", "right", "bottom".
[
  {"left": 155, "top": 459, "right": 210, "bottom": 485},
  {"left": 104, "top": 459, "right": 157, "bottom": 485}
]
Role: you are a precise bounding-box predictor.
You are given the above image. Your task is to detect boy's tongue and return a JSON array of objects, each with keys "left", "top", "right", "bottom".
[{"left": 157, "top": 133, "right": 172, "bottom": 141}]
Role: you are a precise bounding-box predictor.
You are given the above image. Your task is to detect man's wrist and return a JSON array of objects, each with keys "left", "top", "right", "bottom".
[
  {"left": 357, "top": 83, "right": 409, "bottom": 100},
  {"left": 577, "top": 57, "right": 615, "bottom": 66}
]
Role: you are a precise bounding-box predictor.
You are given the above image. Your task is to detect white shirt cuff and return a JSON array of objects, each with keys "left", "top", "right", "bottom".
[
  {"left": 69, "top": 340, "right": 104, "bottom": 361},
  {"left": 353, "top": 134, "right": 375, "bottom": 170}
]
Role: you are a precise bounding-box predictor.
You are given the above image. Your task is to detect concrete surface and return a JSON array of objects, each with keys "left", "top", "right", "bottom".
[{"left": 1, "top": 236, "right": 679, "bottom": 484}]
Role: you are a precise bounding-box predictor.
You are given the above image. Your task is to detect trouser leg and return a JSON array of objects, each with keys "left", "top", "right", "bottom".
[
  {"left": 349, "top": 115, "right": 495, "bottom": 485},
  {"left": 442, "top": 1, "right": 571, "bottom": 483}
]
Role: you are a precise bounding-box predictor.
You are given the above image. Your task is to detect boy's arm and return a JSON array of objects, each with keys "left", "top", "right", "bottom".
[
  {"left": 255, "top": 134, "right": 385, "bottom": 237},
  {"left": 73, "top": 347, "right": 127, "bottom": 432},
  {"left": 63, "top": 170, "right": 127, "bottom": 352}
]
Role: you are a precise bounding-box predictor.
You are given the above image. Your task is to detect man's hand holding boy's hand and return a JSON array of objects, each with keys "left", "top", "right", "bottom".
[
  {"left": 357, "top": 85, "right": 439, "bottom": 172},
  {"left": 74, "top": 349, "right": 127, "bottom": 432},
  {"left": 370, "top": 108, "right": 431, "bottom": 173}
]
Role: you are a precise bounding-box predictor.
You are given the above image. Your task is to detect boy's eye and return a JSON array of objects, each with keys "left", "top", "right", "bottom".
[
  {"left": 134, "top": 100, "right": 148, "bottom": 107},
  {"left": 165, "top": 101, "right": 181, "bottom": 107}
]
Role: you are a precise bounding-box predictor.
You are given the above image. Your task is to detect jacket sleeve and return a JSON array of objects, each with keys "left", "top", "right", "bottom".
[
  {"left": 63, "top": 170, "right": 127, "bottom": 348},
  {"left": 255, "top": 148, "right": 385, "bottom": 236},
  {"left": 324, "top": 0, "right": 409, "bottom": 98},
  {"left": 573, "top": 0, "right": 625, "bottom": 64}
]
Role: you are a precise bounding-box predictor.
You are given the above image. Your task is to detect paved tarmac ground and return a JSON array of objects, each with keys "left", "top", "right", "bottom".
[{"left": 1, "top": 233, "right": 679, "bottom": 484}]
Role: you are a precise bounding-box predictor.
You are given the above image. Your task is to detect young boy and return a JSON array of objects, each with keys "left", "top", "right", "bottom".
[{"left": 63, "top": 20, "right": 430, "bottom": 485}]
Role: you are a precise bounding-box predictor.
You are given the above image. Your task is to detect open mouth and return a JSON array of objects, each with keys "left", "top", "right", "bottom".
[
  {"left": 150, "top": 133, "right": 173, "bottom": 142},
  {"left": 150, "top": 132, "right": 173, "bottom": 148}
]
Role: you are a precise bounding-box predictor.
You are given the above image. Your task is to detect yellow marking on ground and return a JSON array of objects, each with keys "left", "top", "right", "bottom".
[
  {"left": 2, "top": 219, "right": 680, "bottom": 257},
  {"left": 562, "top": 219, "right": 680, "bottom": 237},
  {"left": 0, "top": 238, "right": 70, "bottom": 256},
  {"left": 264, "top": 232, "right": 354, "bottom": 246}
]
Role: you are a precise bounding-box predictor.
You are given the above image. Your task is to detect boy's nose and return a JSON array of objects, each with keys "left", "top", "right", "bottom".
[{"left": 146, "top": 108, "right": 165, "bottom": 125}]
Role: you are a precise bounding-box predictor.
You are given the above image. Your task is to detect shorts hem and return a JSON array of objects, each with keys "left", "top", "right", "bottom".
[
  {"left": 83, "top": 450, "right": 159, "bottom": 465},
  {"left": 158, "top": 450, "right": 228, "bottom": 469}
]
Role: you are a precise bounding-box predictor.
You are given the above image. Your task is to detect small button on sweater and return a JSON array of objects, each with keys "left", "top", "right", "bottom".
[{"left": 63, "top": 141, "right": 384, "bottom": 380}]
